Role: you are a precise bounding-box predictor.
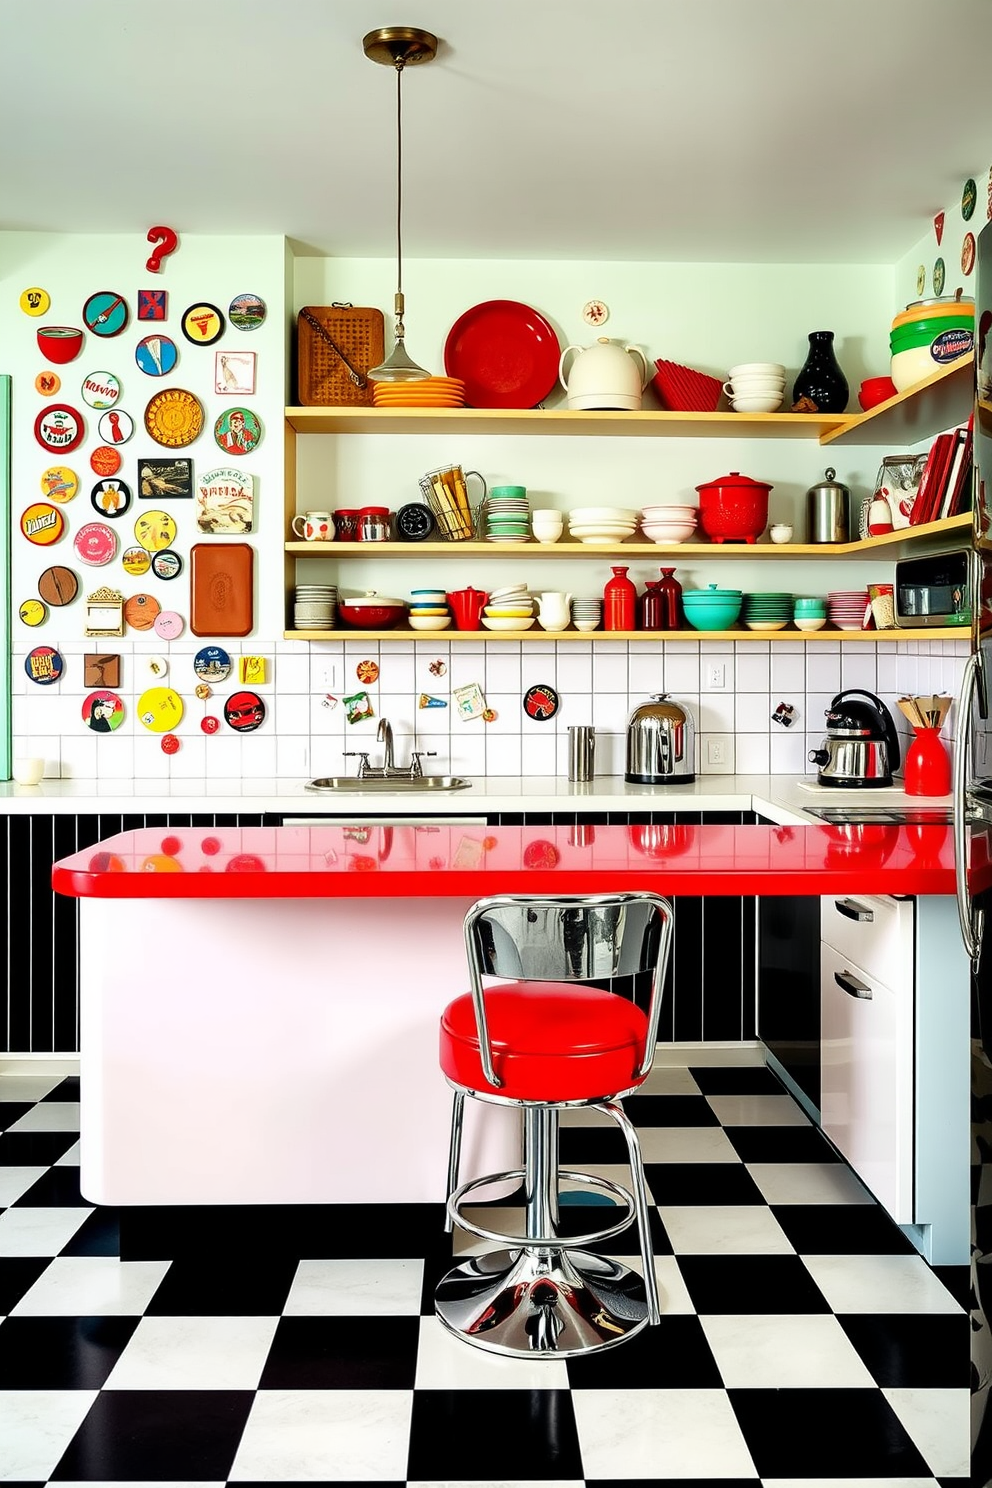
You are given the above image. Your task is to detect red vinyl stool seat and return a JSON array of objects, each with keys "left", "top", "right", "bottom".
[{"left": 435, "top": 891, "right": 674, "bottom": 1359}]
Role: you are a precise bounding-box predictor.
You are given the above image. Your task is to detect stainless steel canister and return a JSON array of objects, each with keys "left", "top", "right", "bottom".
[
  {"left": 624, "top": 695, "right": 696, "bottom": 784},
  {"left": 567, "top": 725, "right": 596, "bottom": 782},
  {"left": 805, "top": 467, "right": 850, "bottom": 543}
]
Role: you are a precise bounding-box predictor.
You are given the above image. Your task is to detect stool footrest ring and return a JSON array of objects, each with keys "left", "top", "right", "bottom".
[{"left": 447, "top": 1166, "right": 637, "bottom": 1248}]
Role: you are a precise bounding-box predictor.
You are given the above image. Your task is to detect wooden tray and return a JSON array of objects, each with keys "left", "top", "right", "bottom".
[
  {"left": 189, "top": 542, "right": 253, "bottom": 637},
  {"left": 296, "top": 305, "right": 385, "bottom": 406}
]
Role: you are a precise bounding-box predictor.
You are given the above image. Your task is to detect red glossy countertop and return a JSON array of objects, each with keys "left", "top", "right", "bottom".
[{"left": 50, "top": 821, "right": 964, "bottom": 899}]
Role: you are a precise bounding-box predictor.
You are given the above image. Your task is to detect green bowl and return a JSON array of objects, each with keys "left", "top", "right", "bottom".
[{"left": 681, "top": 599, "right": 742, "bottom": 630}]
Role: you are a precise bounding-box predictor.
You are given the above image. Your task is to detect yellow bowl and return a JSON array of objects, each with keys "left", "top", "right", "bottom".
[
  {"left": 484, "top": 606, "right": 533, "bottom": 618},
  {"left": 481, "top": 616, "right": 536, "bottom": 632},
  {"left": 408, "top": 615, "right": 452, "bottom": 631}
]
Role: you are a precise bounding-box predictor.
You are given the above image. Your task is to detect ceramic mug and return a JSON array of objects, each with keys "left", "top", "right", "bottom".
[
  {"left": 12, "top": 757, "right": 44, "bottom": 785},
  {"left": 291, "top": 510, "right": 334, "bottom": 542}
]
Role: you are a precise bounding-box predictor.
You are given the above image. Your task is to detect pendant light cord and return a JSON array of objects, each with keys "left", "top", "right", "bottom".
[{"left": 394, "top": 61, "right": 404, "bottom": 304}]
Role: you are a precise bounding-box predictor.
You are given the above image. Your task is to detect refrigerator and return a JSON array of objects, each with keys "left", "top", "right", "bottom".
[{"left": 954, "top": 216, "right": 992, "bottom": 1485}]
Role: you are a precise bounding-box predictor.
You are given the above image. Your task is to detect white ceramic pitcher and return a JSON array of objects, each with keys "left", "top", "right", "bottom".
[
  {"left": 558, "top": 337, "right": 649, "bottom": 411},
  {"left": 534, "top": 592, "right": 573, "bottom": 631}
]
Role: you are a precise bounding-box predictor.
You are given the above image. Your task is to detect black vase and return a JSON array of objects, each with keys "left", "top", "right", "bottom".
[{"left": 792, "top": 330, "right": 849, "bottom": 413}]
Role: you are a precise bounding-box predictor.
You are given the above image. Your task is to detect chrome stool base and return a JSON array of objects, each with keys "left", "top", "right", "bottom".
[{"left": 435, "top": 1245, "right": 650, "bottom": 1357}]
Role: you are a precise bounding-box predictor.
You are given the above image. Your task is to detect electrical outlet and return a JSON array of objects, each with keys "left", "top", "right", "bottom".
[
  {"left": 705, "top": 662, "right": 726, "bottom": 689},
  {"left": 707, "top": 738, "right": 726, "bottom": 764},
  {"left": 316, "top": 661, "right": 341, "bottom": 691}
]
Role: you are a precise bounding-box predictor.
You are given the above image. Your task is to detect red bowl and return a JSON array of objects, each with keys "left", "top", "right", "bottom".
[
  {"left": 337, "top": 600, "right": 406, "bottom": 628},
  {"left": 858, "top": 376, "right": 898, "bottom": 411}
]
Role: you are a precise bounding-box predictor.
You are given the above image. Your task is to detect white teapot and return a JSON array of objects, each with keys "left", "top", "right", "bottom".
[
  {"left": 558, "top": 336, "right": 649, "bottom": 411},
  {"left": 534, "top": 591, "right": 573, "bottom": 631}
]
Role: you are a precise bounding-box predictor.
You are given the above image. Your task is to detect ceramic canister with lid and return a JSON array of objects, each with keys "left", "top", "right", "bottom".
[{"left": 805, "top": 467, "right": 850, "bottom": 543}]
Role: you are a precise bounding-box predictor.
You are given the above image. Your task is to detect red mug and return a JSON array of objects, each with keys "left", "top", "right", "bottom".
[{"left": 333, "top": 508, "right": 359, "bottom": 541}]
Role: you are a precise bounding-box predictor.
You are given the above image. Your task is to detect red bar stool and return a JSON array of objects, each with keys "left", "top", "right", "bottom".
[{"left": 436, "top": 890, "right": 674, "bottom": 1357}]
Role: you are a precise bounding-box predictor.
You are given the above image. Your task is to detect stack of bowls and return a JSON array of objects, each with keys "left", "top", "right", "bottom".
[
  {"left": 793, "top": 596, "right": 827, "bottom": 632},
  {"left": 889, "top": 295, "right": 974, "bottom": 393},
  {"left": 571, "top": 596, "right": 602, "bottom": 632},
  {"left": 741, "top": 591, "right": 793, "bottom": 631},
  {"left": 567, "top": 506, "right": 638, "bottom": 544},
  {"left": 531, "top": 507, "right": 564, "bottom": 543},
  {"left": 827, "top": 589, "right": 870, "bottom": 631},
  {"left": 482, "top": 583, "right": 534, "bottom": 632},
  {"left": 485, "top": 485, "right": 530, "bottom": 543},
  {"left": 293, "top": 584, "right": 337, "bottom": 630},
  {"left": 722, "top": 362, "right": 786, "bottom": 413},
  {"left": 680, "top": 584, "right": 743, "bottom": 631},
  {"left": 408, "top": 587, "right": 451, "bottom": 631},
  {"left": 640, "top": 504, "right": 698, "bottom": 543}
]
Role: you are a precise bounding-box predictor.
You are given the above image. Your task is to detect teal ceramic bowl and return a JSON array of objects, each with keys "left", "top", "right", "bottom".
[{"left": 681, "top": 592, "right": 742, "bottom": 630}]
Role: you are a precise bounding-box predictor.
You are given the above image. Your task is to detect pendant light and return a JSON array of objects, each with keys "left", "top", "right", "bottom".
[{"left": 363, "top": 25, "right": 438, "bottom": 382}]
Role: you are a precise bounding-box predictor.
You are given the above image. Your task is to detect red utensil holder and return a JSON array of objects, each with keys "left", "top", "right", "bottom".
[{"left": 904, "top": 727, "right": 951, "bottom": 797}]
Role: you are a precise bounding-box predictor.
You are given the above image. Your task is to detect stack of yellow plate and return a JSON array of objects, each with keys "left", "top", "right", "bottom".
[{"left": 372, "top": 376, "right": 466, "bottom": 408}]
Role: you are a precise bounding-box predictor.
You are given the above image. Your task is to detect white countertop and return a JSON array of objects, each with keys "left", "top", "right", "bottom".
[{"left": 0, "top": 773, "right": 953, "bottom": 825}]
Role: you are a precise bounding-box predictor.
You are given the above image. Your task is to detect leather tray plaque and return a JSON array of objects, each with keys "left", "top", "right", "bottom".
[{"left": 189, "top": 542, "right": 253, "bottom": 637}]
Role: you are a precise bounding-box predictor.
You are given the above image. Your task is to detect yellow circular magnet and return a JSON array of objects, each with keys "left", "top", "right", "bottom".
[
  {"left": 40, "top": 466, "right": 78, "bottom": 503},
  {"left": 18, "top": 598, "right": 47, "bottom": 627},
  {"left": 137, "top": 686, "right": 184, "bottom": 733},
  {"left": 20, "top": 287, "right": 51, "bottom": 317}
]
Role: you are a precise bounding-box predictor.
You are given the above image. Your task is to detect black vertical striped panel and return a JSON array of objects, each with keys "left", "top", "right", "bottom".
[{"left": 1, "top": 813, "right": 265, "bottom": 1055}]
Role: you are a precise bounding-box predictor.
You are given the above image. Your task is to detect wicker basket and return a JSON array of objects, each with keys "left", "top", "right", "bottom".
[
  {"left": 296, "top": 305, "right": 385, "bottom": 407},
  {"left": 652, "top": 358, "right": 723, "bottom": 413}
]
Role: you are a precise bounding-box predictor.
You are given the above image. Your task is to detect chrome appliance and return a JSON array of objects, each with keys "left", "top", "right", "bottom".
[
  {"left": 807, "top": 688, "right": 901, "bottom": 787},
  {"left": 624, "top": 693, "right": 695, "bottom": 784}
]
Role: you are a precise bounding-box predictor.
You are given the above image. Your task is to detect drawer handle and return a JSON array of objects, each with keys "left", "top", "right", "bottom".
[
  {"left": 834, "top": 969, "right": 873, "bottom": 999},
  {"left": 834, "top": 898, "right": 874, "bottom": 922}
]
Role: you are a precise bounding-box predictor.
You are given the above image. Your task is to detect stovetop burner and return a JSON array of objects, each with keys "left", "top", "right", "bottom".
[{"left": 804, "top": 805, "right": 954, "bottom": 825}]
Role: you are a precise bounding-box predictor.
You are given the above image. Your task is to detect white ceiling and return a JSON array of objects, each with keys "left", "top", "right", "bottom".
[{"left": 3, "top": 0, "right": 991, "bottom": 265}]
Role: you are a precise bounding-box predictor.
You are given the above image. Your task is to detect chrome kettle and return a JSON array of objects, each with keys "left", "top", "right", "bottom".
[
  {"left": 807, "top": 688, "right": 901, "bottom": 787},
  {"left": 625, "top": 693, "right": 696, "bottom": 784}
]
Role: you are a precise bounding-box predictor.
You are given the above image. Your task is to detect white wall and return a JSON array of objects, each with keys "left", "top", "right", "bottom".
[{"left": 0, "top": 230, "right": 970, "bottom": 783}]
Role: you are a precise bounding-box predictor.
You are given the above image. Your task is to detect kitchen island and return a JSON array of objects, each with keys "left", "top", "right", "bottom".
[{"left": 51, "top": 813, "right": 972, "bottom": 1265}]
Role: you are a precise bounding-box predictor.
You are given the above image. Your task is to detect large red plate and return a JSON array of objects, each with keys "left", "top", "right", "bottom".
[{"left": 443, "top": 299, "right": 560, "bottom": 409}]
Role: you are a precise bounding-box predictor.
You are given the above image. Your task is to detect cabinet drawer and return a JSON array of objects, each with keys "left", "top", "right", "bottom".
[
  {"left": 820, "top": 941, "right": 914, "bottom": 1221},
  {"left": 819, "top": 893, "right": 913, "bottom": 986}
]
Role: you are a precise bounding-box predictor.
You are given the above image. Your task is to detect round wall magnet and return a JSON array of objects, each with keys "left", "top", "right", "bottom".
[
  {"left": 138, "top": 654, "right": 169, "bottom": 683},
  {"left": 133, "top": 509, "right": 177, "bottom": 551},
  {"left": 82, "top": 291, "right": 129, "bottom": 337},
  {"left": 35, "top": 371, "right": 60, "bottom": 396},
  {"left": 144, "top": 387, "right": 203, "bottom": 448},
  {"left": 40, "top": 466, "right": 78, "bottom": 502},
  {"left": 82, "top": 689, "right": 124, "bottom": 731},
  {"left": 81, "top": 371, "right": 121, "bottom": 409},
  {"left": 213, "top": 407, "right": 261, "bottom": 455},
  {"left": 38, "top": 565, "right": 78, "bottom": 606},
  {"left": 224, "top": 690, "right": 265, "bottom": 732},
  {"left": 228, "top": 293, "right": 266, "bottom": 330},
  {"left": 34, "top": 404, "right": 84, "bottom": 453},
  {"left": 74, "top": 522, "right": 118, "bottom": 566},
  {"left": 91, "top": 479, "right": 132, "bottom": 518},
  {"left": 122, "top": 546, "right": 152, "bottom": 576},
  {"left": 582, "top": 299, "right": 609, "bottom": 327},
  {"left": 161, "top": 733, "right": 180, "bottom": 756},
  {"left": 194, "top": 645, "right": 232, "bottom": 682},
  {"left": 523, "top": 683, "right": 560, "bottom": 721},
  {"left": 135, "top": 335, "right": 178, "bottom": 377},
  {"left": 151, "top": 548, "right": 182, "bottom": 580},
  {"left": 19, "top": 598, "right": 47, "bottom": 627},
  {"left": 25, "top": 645, "right": 63, "bottom": 684},
  {"left": 934, "top": 257, "right": 946, "bottom": 296},
  {"left": 154, "top": 609, "right": 184, "bottom": 640},
  {"left": 124, "top": 592, "right": 161, "bottom": 630},
  {"left": 20, "top": 287, "right": 51, "bottom": 317},
  {"left": 89, "top": 445, "right": 122, "bottom": 477},
  {"left": 201, "top": 714, "right": 220, "bottom": 733},
  {"left": 963, "top": 177, "right": 978, "bottom": 220},
  {"left": 181, "top": 302, "right": 225, "bottom": 345},
  {"left": 916, "top": 263, "right": 927, "bottom": 297},
  {"left": 137, "top": 686, "right": 184, "bottom": 732},
  {"left": 20, "top": 502, "right": 65, "bottom": 546},
  {"left": 963, "top": 231, "right": 977, "bottom": 276},
  {"left": 99, "top": 409, "right": 134, "bottom": 445},
  {"left": 356, "top": 659, "right": 379, "bottom": 685}
]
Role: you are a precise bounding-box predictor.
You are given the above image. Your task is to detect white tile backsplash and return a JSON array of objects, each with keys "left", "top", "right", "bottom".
[{"left": 11, "top": 637, "right": 969, "bottom": 783}]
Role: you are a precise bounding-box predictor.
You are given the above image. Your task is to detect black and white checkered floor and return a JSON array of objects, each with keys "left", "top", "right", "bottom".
[{"left": 0, "top": 1053, "right": 969, "bottom": 1484}]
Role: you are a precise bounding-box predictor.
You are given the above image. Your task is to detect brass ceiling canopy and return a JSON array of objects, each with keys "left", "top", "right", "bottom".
[{"left": 362, "top": 26, "right": 438, "bottom": 68}]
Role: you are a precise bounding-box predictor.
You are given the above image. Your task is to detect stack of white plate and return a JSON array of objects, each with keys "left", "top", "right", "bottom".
[
  {"left": 294, "top": 584, "right": 337, "bottom": 629},
  {"left": 571, "top": 596, "right": 602, "bottom": 632},
  {"left": 567, "top": 506, "right": 638, "bottom": 544},
  {"left": 827, "top": 589, "right": 870, "bottom": 631},
  {"left": 483, "top": 583, "right": 534, "bottom": 631},
  {"left": 485, "top": 490, "right": 531, "bottom": 543}
]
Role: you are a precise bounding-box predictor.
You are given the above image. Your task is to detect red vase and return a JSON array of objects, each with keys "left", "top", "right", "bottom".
[
  {"left": 639, "top": 580, "right": 663, "bottom": 630},
  {"left": 604, "top": 566, "right": 637, "bottom": 630},
  {"left": 904, "top": 727, "right": 951, "bottom": 796},
  {"left": 658, "top": 567, "right": 683, "bottom": 629}
]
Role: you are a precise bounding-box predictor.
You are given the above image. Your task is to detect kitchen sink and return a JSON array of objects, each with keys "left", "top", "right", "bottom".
[{"left": 305, "top": 775, "right": 473, "bottom": 793}]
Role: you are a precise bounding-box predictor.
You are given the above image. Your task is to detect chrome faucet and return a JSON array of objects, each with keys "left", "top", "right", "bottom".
[{"left": 343, "top": 716, "right": 438, "bottom": 780}]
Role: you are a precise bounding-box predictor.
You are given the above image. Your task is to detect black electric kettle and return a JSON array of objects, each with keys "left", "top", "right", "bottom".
[{"left": 807, "top": 688, "right": 901, "bottom": 787}]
